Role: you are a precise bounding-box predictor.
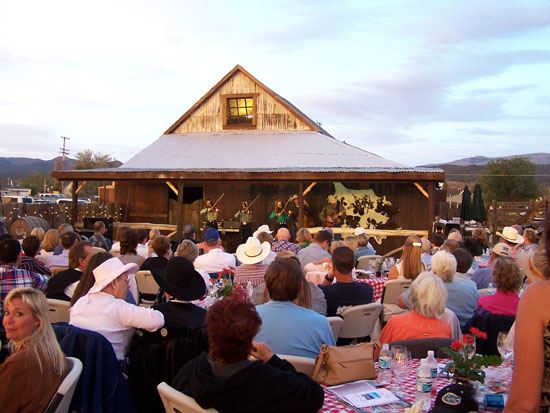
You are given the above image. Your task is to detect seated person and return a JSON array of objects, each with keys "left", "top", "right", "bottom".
[
  {"left": 46, "top": 240, "right": 94, "bottom": 301},
  {"left": 0, "top": 287, "right": 68, "bottom": 411},
  {"left": 420, "top": 237, "right": 432, "bottom": 270},
  {"left": 388, "top": 235, "right": 426, "bottom": 281},
  {"left": 319, "top": 246, "right": 373, "bottom": 317},
  {"left": 355, "top": 233, "right": 376, "bottom": 259},
  {"left": 173, "top": 295, "right": 324, "bottom": 413},
  {"left": 376, "top": 272, "right": 452, "bottom": 358},
  {"left": 194, "top": 228, "right": 236, "bottom": 273},
  {"left": 451, "top": 248, "right": 477, "bottom": 286},
  {"left": 19, "top": 235, "right": 52, "bottom": 276},
  {"left": 70, "top": 258, "right": 164, "bottom": 360},
  {"left": 475, "top": 257, "right": 521, "bottom": 317},
  {"left": 151, "top": 257, "right": 207, "bottom": 328},
  {"left": 88, "top": 220, "right": 112, "bottom": 251},
  {"left": 254, "top": 258, "right": 335, "bottom": 358},
  {"left": 46, "top": 231, "right": 78, "bottom": 270},
  {"left": 234, "top": 237, "right": 270, "bottom": 286},
  {"left": 471, "top": 243, "right": 511, "bottom": 289},
  {"left": 140, "top": 235, "right": 170, "bottom": 272},
  {"left": 297, "top": 230, "right": 331, "bottom": 271}
]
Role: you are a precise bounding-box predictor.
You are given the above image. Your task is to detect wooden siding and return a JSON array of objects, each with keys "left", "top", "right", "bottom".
[
  {"left": 174, "top": 71, "right": 313, "bottom": 133},
  {"left": 114, "top": 182, "right": 169, "bottom": 224}
]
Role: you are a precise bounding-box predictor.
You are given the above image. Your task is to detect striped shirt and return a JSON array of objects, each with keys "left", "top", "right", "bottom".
[{"left": 234, "top": 263, "right": 269, "bottom": 287}]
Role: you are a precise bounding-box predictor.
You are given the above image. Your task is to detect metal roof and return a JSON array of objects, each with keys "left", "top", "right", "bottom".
[{"left": 119, "top": 131, "right": 436, "bottom": 172}]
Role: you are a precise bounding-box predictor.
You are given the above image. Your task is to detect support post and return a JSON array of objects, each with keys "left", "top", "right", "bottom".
[
  {"left": 176, "top": 181, "right": 184, "bottom": 241},
  {"left": 427, "top": 182, "right": 435, "bottom": 238},
  {"left": 298, "top": 181, "right": 304, "bottom": 228},
  {"left": 71, "top": 180, "right": 78, "bottom": 226}
]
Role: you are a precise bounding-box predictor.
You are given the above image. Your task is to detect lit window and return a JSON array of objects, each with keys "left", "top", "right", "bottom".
[{"left": 226, "top": 97, "right": 254, "bottom": 125}]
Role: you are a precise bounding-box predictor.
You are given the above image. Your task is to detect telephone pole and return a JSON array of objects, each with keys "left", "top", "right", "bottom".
[{"left": 59, "top": 136, "right": 70, "bottom": 193}]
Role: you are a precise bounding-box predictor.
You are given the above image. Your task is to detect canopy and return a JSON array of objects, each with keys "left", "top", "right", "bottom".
[{"left": 460, "top": 185, "right": 473, "bottom": 221}]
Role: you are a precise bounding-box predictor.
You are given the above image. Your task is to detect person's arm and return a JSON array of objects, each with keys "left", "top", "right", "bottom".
[
  {"left": 397, "top": 291, "right": 410, "bottom": 309},
  {"left": 387, "top": 265, "right": 399, "bottom": 280},
  {"left": 118, "top": 301, "right": 165, "bottom": 331},
  {"left": 319, "top": 207, "right": 326, "bottom": 222},
  {"left": 505, "top": 283, "right": 548, "bottom": 412},
  {"left": 32, "top": 271, "right": 49, "bottom": 292}
]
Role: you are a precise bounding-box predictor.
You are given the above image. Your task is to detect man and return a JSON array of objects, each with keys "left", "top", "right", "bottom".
[
  {"left": 70, "top": 257, "right": 164, "bottom": 361},
  {"left": 441, "top": 239, "right": 460, "bottom": 253},
  {"left": 194, "top": 228, "right": 236, "bottom": 274},
  {"left": 0, "top": 238, "right": 48, "bottom": 321},
  {"left": 88, "top": 220, "right": 112, "bottom": 251},
  {"left": 234, "top": 237, "right": 271, "bottom": 286},
  {"left": 287, "top": 195, "right": 310, "bottom": 240},
  {"left": 451, "top": 248, "right": 477, "bottom": 286},
  {"left": 46, "top": 241, "right": 94, "bottom": 301},
  {"left": 297, "top": 230, "right": 331, "bottom": 271},
  {"left": 53, "top": 223, "right": 74, "bottom": 255},
  {"left": 171, "top": 224, "right": 199, "bottom": 253},
  {"left": 271, "top": 228, "right": 301, "bottom": 255},
  {"left": 46, "top": 231, "right": 78, "bottom": 270},
  {"left": 19, "top": 235, "right": 51, "bottom": 276},
  {"left": 496, "top": 226, "right": 524, "bottom": 263},
  {"left": 255, "top": 258, "right": 335, "bottom": 358},
  {"left": 200, "top": 199, "right": 219, "bottom": 229},
  {"left": 235, "top": 200, "right": 253, "bottom": 244},
  {"left": 136, "top": 228, "right": 149, "bottom": 259},
  {"left": 355, "top": 232, "right": 376, "bottom": 259},
  {"left": 471, "top": 243, "right": 511, "bottom": 289},
  {"left": 319, "top": 246, "right": 374, "bottom": 317},
  {"left": 319, "top": 195, "right": 346, "bottom": 228}
]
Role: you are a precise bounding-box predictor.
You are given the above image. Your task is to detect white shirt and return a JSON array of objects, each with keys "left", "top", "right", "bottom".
[
  {"left": 137, "top": 244, "right": 149, "bottom": 259},
  {"left": 194, "top": 248, "right": 236, "bottom": 274},
  {"left": 70, "top": 292, "right": 164, "bottom": 360},
  {"left": 46, "top": 250, "right": 69, "bottom": 270}
]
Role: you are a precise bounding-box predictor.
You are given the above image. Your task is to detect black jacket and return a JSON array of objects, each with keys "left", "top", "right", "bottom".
[
  {"left": 173, "top": 352, "right": 324, "bottom": 413},
  {"left": 46, "top": 268, "right": 82, "bottom": 301}
]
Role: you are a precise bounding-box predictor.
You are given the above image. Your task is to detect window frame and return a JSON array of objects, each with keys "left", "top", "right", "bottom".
[{"left": 222, "top": 93, "right": 259, "bottom": 130}]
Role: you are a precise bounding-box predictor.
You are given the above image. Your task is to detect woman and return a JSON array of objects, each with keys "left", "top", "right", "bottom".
[
  {"left": 388, "top": 235, "right": 425, "bottom": 280},
  {"left": 296, "top": 228, "right": 312, "bottom": 249},
  {"left": 119, "top": 229, "right": 145, "bottom": 266},
  {"left": 70, "top": 252, "right": 112, "bottom": 306},
  {"left": 475, "top": 257, "right": 521, "bottom": 317},
  {"left": 176, "top": 239, "right": 219, "bottom": 290},
  {"left": 140, "top": 235, "right": 170, "bottom": 272},
  {"left": 172, "top": 295, "right": 324, "bottom": 413},
  {"left": 344, "top": 235, "right": 358, "bottom": 255},
  {"left": 40, "top": 229, "right": 60, "bottom": 256},
  {"left": 376, "top": 272, "right": 451, "bottom": 358},
  {"left": 269, "top": 199, "right": 289, "bottom": 230},
  {"left": 0, "top": 287, "right": 68, "bottom": 411},
  {"left": 518, "top": 228, "right": 539, "bottom": 253},
  {"left": 505, "top": 217, "right": 550, "bottom": 412},
  {"left": 30, "top": 227, "right": 45, "bottom": 242},
  {"left": 256, "top": 231, "right": 276, "bottom": 265}
]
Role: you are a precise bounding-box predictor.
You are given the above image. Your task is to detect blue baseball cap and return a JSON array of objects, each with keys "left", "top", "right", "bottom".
[{"left": 204, "top": 228, "right": 220, "bottom": 243}]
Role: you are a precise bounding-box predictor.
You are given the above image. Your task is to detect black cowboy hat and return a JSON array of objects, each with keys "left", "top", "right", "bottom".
[{"left": 152, "top": 257, "right": 206, "bottom": 301}]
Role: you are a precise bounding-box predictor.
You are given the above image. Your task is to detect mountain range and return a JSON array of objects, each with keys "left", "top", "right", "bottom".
[{"left": 421, "top": 152, "right": 550, "bottom": 167}]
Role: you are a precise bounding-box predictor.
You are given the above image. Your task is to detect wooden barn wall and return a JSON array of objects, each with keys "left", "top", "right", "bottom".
[
  {"left": 174, "top": 71, "right": 312, "bottom": 133},
  {"left": 114, "top": 182, "right": 169, "bottom": 224}
]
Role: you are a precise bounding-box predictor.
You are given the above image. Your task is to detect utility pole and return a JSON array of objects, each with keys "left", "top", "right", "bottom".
[{"left": 59, "top": 136, "right": 70, "bottom": 193}]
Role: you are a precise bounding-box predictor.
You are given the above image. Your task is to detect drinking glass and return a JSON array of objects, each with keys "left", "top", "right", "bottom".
[
  {"left": 391, "top": 348, "right": 410, "bottom": 397},
  {"left": 497, "top": 331, "right": 513, "bottom": 362},
  {"left": 462, "top": 334, "right": 476, "bottom": 358}
]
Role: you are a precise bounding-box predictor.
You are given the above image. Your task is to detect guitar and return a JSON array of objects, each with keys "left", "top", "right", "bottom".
[{"left": 324, "top": 213, "right": 343, "bottom": 227}]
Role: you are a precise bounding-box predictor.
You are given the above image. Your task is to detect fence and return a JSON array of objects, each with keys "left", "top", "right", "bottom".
[
  {"left": 1, "top": 202, "right": 125, "bottom": 231},
  {"left": 488, "top": 198, "right": 548, "bottom": 237}
]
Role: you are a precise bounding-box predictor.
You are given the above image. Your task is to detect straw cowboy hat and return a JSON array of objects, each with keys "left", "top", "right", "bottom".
[
  {"left": 90, "top": 258, "right": 139, "bottom": 294},
  {"left": 236, "top": 237, "right": 271, "bottom": 265},
  {"left": 253, "top": 224, "right": 272, "bottom": 239},
  {"left": 152, "top": 257, "right": 206, "bottom": 301},
  {"left": 327, "top": 195, "right": 337, "bottom": 203},
  {"left": 496, "top": 226, "right": 524, "bottom": 244},
  {"left": 517, "top": 246, "right": 548, "bottom": 283}
]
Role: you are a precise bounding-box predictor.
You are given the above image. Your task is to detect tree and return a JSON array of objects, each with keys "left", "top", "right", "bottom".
[
  {"left": 73, "top": 150, "right": 116, "bottom": 197},
  {"left": 480, "top": 157, "right": 541, "bottom": 202},
  {"left": 18, "top": 172, "right": 54, "bottom": 195}
]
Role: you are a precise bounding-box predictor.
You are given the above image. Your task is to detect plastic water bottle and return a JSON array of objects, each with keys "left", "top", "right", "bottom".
[
  {"left": 377, "top": 343, "right": 392, "bottom": 385},
  {"left": 426, "top": 350, "right": 438, "bottom": 379},
  {"left": 416, "top": 358, "right": 432, "bottom": 410},
  {"left": 246, "top": 281, "right": 254, "bottom": 299}
]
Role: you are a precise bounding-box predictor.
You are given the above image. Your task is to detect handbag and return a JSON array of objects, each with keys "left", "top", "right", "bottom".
[{"left": 312, "top": 342, "right": 376, "bottom": 386}]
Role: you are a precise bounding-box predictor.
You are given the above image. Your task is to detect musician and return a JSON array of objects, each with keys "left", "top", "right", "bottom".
[
  {"left": 235, "top": 200, "right": 253, "bottom": 244},
  {"left": 200, "top": 199, "right": 219, "bottom": 229},
  {"left": 269, "top": 199, "right": 289, "bottom": 230},
  {"left": 319, "top": 195, "right": 346, "bottom": 228},
  {"left": 287, "top": 194, "right": 310, "bottom": 241}
]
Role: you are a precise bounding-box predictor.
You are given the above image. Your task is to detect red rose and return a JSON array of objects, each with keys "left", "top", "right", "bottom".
[
  {"left": 463, "top": 334, "right": 475, "bottom": 344},
  {"left": 450, "top": 340, "right": 463, "bottom": 351}
]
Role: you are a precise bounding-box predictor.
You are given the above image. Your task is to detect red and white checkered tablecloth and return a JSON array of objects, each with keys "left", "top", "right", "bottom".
[
  {"left": 321, "top": 359, "right": 513, "bottom": 412},
  {"left": 356, "top": 277, "right": 387, "bottom": 302}
]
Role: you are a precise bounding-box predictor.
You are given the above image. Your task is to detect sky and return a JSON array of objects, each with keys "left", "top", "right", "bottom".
[{"left": 0, "top": 0, "right": 549, "bottom": 167}]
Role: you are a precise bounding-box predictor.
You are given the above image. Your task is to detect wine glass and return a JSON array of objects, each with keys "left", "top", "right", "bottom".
[
  {"left": 497, "top": 331, "right": 513, "bottom": 362},
  {"left": 391, "top": 348, "right": 410, "bottom": 397}
]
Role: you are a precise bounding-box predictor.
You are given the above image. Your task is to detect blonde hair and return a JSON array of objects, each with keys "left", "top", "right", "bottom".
[
  {"left": 523, "top": 228, "right": 536, "bottom": 244},
  {"left": 175, "top": 239, "right": 199, "bottom": 262},
  {"left": 399, "top": 235, "right": 423, "bottom": 280},
  {"left": 30, "top": 227, "right": 45, "bottom": 241},
  {"left": 329, "top": 240, "right": 345, "bottom": 255},
  {"left": 408, "top": 272, "right": 448, "bottom": 318},
  {"left": 296, "top": 228, "right": 311, "bottom": 244},
  {"left": 4, "top": 288, "right": 66, "bottom": 376},
  {"left": 431, "top": 251, "right": 457, "bottom": 282},
  {"left": 41, "top": 229, "right": 60, "bottom": 252},
  {"left": 344, "top": 236, "right": 358, "bottom": 253},
  {"left": 149, "top": 228, "right": 160, "bottom": 241}
]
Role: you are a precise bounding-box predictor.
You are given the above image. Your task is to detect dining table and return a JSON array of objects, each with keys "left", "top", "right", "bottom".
[{"left": 321, "top": 359, "right": 513, "bottom": 412}]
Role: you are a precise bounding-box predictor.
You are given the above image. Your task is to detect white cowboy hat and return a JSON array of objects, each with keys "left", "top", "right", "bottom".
[
  {"left": 253, "top": 224, "right": 272, "bottom": 238},
  {"left": 236, "top": 237, "right": 271, "bottom": 265},
  {"left": 496, "top": 226, "right": 524, "bottom": 244},
  {"left": 517, "top": 248, "right": 548, "bottom": 283},
  {"left": 354, "top": 227, "right": 367, "bottom": 236},
  {"left": 327, "top": 195, "right": 337, "bottom": 203},
  {"left": 89, "top": 258, "right": 139, "bottom": 294}
]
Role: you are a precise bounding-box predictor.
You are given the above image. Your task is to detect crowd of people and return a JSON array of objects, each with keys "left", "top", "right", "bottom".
[{"left": 0, "top": 214, "right": 549, "bottom": 411}]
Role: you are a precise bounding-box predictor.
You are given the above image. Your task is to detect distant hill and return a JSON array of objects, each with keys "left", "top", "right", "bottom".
[{"left": 422, "top": 152, "right": 550, "bottom": 167}]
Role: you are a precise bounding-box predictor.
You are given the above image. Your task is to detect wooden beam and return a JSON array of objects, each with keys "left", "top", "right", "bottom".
[
  {"left": 307, "top": 227, "right": 429, "bottom": 238},
  {"left": 166, "top": 181, "right": 178, "bottom": 196},
  {"left": 298, "top": 181, "right": 304, "bottom": 228},
  {"left": 177, "top": 182, "right": 184, "bottom": 240},
  {"left": 75, "top": 181, "right": 87, "bottom": 195},
  {"left": 71, "top": 180, "right": 78, "bottom": 226},
  {"left": 413, "top": 182, "right": 429, "bottom": 198},
  {"left": 427, "top": 182, "right": 435, "bottom": 239}
]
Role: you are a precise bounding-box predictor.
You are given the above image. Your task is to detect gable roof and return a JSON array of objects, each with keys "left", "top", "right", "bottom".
[{"left": 164, "top": 65, "right": 332, "bottom": 136}]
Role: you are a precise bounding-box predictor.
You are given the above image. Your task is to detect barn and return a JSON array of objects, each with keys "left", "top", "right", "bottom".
[{"left": 53, "top": 65, "right": 444, "bottom": 253}]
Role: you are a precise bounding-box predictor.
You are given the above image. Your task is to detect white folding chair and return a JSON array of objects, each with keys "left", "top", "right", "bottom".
[
  {"left": 356, "top": 255, "right": 383, "bottom": 271},
  {"left": 157, "top": 382, "right": 219, "bottom": 413},
  {"left": 48, "top": 299, "right": 70, "bottom": 323},
  {"left": 44, "top": 357, "right": 83, "bottom": 413},
  {"left": 92, "top": 246, "right": 107, "bottom": 253},
  {"left": 135, "top": 270, "right": 160, "bottom": 306},
  {"left": 278, "top": 354, "right": 316, "bottom": 378},
  {"left": 327, "top": 316, "right": 344, "bottom": 341},
  {"left": 380, "top": 279, "right": 412, "bottom": 322},
  {"left": 339, "top": 302, "right": 383, "bottom": 342}
]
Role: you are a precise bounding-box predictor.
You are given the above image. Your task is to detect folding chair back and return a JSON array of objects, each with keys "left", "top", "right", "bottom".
[
  {"left": 339, "top": 302, "right": 383, "bottom": 340},
  {"left": 278, "top": 354, "right": 316, "bottom": 378},
  {"left": 327, "top": 316, "right": 344, "bottom": 341},
  {"left": 48, "top": 299, "right": 70, "bottom": 323},
  {"left": 157, "top": 382, "right": 219, "bottom": 413},
  {"left": 356, "top": 255, "right": 382, "bottom": 271},
  {"left": 45, "top": 357, "right": 83, "bottom": 413}
]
